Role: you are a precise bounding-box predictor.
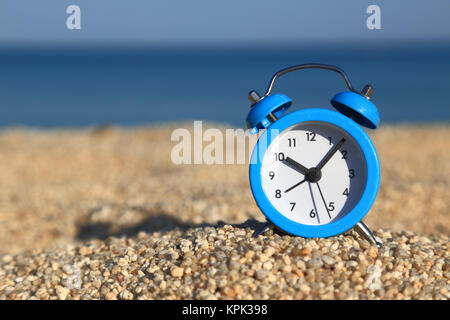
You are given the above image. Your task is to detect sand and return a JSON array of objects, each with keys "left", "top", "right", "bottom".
[{"left": 0, "top": 123, "right": 448, "bottom": 299}]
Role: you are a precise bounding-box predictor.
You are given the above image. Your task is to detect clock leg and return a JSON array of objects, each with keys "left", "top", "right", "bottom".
[
  {"left": 252, "top": 221, "right": 272, "bottom": 237},
  {"left": 354, "top": 221, "right": 382, "bottom": 248}
]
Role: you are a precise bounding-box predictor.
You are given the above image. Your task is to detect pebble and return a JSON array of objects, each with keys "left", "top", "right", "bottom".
[
  {"left": 55, "top": 286, "right": 70, "bottom": 300},
  {"left": 79, "top": 247, "right": 92, "bottom": 256},
  {"left": 105, "top": 291, "right": 117, "bottom": 300},
  {"left": 2, "top": 255, "right": 12, "bottom": 263},
  {"left": 221, "top": 287, "right": 235, "bottom": 298},
  {"left": 170, "top": 266, "right": 184, "bottom": 278},
  {"left": 300, "top": 248, "right": 310, "bottom": 256},
  {"left": 256, "top": 270, "right": 269, "bottom": 280},
  {"left": 119, "top": 289, "right": 133, "bottom": 300},
  {"left": 262, "top": 262, "right": 273, "bottom": 270},
  {"left": 322, "top": 255, "right": 335, "bottom": 266},
  {"left": 307, "top": 256, "right": 323, "bottom": 268},
  {"left": 118, "top": 258, "right": 128, "bottom": 266}
]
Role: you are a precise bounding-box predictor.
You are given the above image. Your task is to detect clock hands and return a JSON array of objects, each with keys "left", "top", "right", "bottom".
[
  {"left": 284, "top": 157, "right": 309, "bottom": 175},
  {"left": 281, "top": 137, "right": 345, "bottom": 221},
  {"left": 308, "top": 182, "right": 321, "bottom": 224},
  {"left": 281, "top": 157, "right": 309, "bottom": 193},
  {"left": 282, "top": 157, "right": 309, "bottom": 193},
  {"left": 284, "top": 178, "right": 307, "bottom": 193},
  {"left": 284, "top": 137, "right": 345, "bottom": 182},
  {"left": 316, "top": 181, "right": 332, "bottom": 219},
  {"left": 316, "top": 138, "right": 346, "bottom": 170}
]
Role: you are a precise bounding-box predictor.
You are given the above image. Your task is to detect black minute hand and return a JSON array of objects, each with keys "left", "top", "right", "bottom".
[
  {"left": 284, "top": 157, "right": 309, "bottom": 175},
  {"left": 316, "top": 138, "right": 346, "bottom": 170}
]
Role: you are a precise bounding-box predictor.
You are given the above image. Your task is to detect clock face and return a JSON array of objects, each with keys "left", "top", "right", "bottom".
[{"left": 261, "top": 121, "right": 367, "bottom": 226}]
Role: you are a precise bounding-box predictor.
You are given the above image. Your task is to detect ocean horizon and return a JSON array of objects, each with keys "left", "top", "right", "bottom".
[{"left": 1, "top": 42, "right": 449, "bottom": 128}]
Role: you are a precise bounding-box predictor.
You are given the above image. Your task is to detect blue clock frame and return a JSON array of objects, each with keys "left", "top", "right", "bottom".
[{"left": 249, "top": 108, "right": 380, "bottom": 238}]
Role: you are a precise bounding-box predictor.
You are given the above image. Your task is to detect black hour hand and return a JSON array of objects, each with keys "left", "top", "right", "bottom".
[{"left": 283, "top": 157, "right": 309, "bottom": 175}]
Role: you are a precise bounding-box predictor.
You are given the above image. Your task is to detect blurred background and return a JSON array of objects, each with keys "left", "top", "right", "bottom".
[
  {"left": 0, "top": 0, "right": 449, "bottom": 258},
  {"left": 0, "top": 0, "right": 449, "bottom": 128}
]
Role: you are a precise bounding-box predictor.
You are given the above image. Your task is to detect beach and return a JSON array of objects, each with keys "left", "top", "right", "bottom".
[{"left": 0, "top": 124, "right": 448, "bottom": 299}]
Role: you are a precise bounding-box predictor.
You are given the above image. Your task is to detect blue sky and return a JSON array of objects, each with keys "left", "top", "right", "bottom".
[{"left": 1, "top": 0, "right": 449, "bottom": 45}]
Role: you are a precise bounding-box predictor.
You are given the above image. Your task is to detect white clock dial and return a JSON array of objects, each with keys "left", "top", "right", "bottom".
[{"left": 261, "top": 121, "right": 367, "bottom": 226}]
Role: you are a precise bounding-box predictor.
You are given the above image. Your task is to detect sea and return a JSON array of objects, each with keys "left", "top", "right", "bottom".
[{"left": 0, "top": 43, "right": 449, "bottom": 128}]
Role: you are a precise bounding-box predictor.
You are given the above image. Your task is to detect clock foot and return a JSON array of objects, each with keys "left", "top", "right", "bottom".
[
  {"left": 252, "top": 221, "right": 272, "bottom": 237},
  {"left": 354, "top": 221, "right": 382, "bottom": 248}
]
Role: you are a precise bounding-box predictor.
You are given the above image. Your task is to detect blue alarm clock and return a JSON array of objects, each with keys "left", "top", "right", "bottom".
[{"left": 247, "top": 64, "right": 381, "bottom": 247}]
